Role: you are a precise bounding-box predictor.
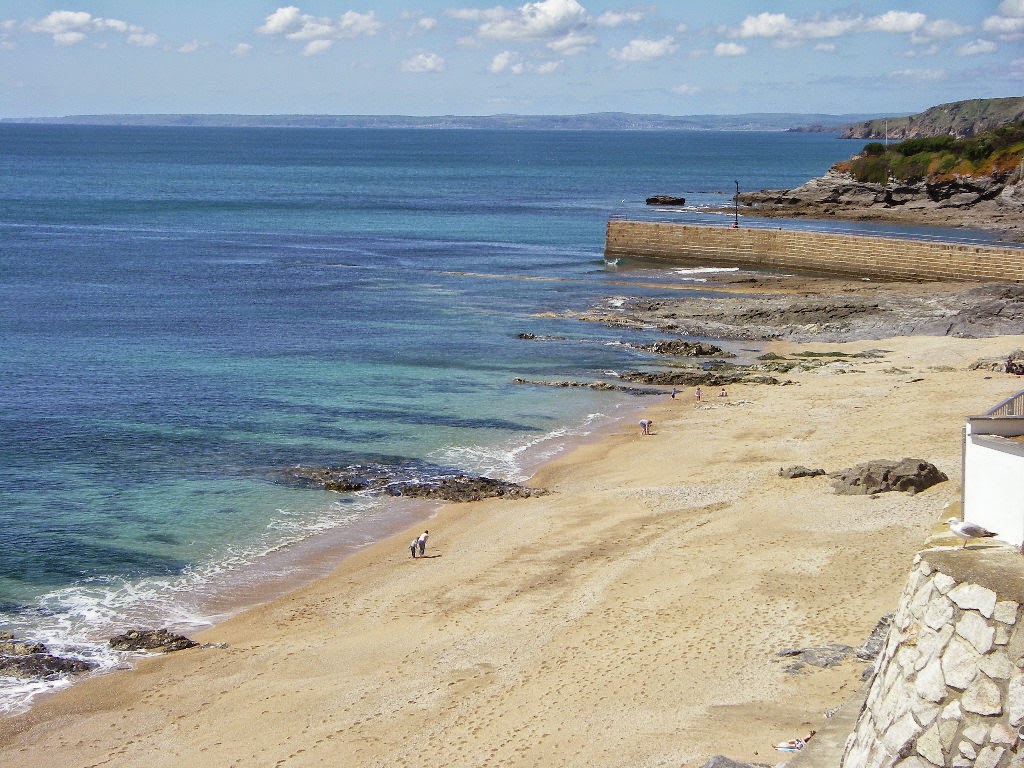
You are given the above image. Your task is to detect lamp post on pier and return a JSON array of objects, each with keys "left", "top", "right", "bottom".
[{"left": 733, "top": 180, "right": 739, "bottom": 228}]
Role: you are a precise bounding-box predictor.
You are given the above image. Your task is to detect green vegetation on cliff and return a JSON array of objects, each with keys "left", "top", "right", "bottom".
[
  {"left": 841, "top": 97, "right": 1024, "bottom": 141},
  {"left": 839, "top": 121, "right": 1024, "bottom": 184}
]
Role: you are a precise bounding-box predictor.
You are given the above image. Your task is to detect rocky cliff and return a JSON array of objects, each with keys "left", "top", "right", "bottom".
[
  {"left": 737, "top": 165, "right": 1024, "bottom": 242},
  {"left": 841, "top": 97, "right": 1024, "bottom": 140}
]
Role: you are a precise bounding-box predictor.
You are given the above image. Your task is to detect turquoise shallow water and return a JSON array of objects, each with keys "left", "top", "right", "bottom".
[{"left": 0, "top": 125, "right": 864, "bottom": 710}]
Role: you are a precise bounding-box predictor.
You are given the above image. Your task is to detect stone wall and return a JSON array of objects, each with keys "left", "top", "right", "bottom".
[
  {"left": 840, "top": 548, "right": 1024, "bottom": 768},
  {"left": 604, "top": 221, "right": 1024, "bottom": 282}
]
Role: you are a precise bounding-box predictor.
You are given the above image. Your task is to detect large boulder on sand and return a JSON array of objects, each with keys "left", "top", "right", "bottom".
[{"left": 830, "top": 458, "right": 947, "bottom": 495}]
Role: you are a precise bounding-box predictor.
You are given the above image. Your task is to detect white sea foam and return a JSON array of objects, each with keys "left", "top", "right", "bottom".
[
  {"left": 431, "top": 411, "right": 614, "bottom": 482},
  {"left": 0, "top": 495, "right": 385, "bottom": 714},
  {"left": 672, "top": 266, "right": 741, "bottom": 275}
]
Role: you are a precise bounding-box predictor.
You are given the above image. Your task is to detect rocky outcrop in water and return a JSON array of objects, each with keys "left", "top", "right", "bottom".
[
  {"left": 512, "top": 377, "right": 661, "bottom": 395},
  {"left": 275, "top": 465, "right": 547, "bottom": 501},
  {"left": 0, "top": 632, "right": 95, "bottom": 678},
  {"left": 646, "top": 195, "right": 686, "bottom": 206},
  {"left": 632, "top": 340, "right": 734, "bottom": 358},
  {"left": 829, "top": 458, "right": 947, "bottom": 496},
  {"left": 109, "top": 628, "right": 199, "bottom": 653}
]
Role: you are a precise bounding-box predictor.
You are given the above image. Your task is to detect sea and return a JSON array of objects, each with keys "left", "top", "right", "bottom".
[{"left": 0, "top": 124, "right": 973, "bottom": 713}]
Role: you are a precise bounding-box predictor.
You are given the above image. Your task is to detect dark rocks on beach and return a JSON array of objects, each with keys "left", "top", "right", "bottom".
[
  {"left": 698, "top": 757, "right": 772, "bottom": 768},
  {"left": 779, "top": 465, "right": 826, "bottom": 479},
  {"left": 970, "top": 348, "right": 1024, "bottom": 375},
  {"left": 777, "top": 644, "right": 856, "bottom": 674},
  {"left": 618, "top": 370, "right": 785, "bottom": 387},
  {"left": 109, "top": 628, "right": 199, "bottom": 653},
  {"left": 645, "top": 195, "right": 686, "bottom": 206},
  {"left": 0, "top": 633, "right": 96, "bottom": 679},
  {"left": 829, "top": 458, "right": 947, "bottom": 496}
]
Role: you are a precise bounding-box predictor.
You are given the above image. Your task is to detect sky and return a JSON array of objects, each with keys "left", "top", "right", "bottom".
[{"left": 1, "top": 1, "right": 1022, "bottom": 118}]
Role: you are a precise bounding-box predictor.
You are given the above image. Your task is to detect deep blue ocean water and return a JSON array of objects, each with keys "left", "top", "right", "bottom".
[{"left": 0, "top": 125, "right": 867, "bottom": 711}]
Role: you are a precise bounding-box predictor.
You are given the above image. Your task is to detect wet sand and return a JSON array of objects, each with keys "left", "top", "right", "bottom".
[{"left": 2, "top": 333, "right": 1022, "bottom": 768}]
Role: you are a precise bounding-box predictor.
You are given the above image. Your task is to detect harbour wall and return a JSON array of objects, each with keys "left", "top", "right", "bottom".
[{"left": 604, "top": 220, "right": 1024, "bottom": 282}]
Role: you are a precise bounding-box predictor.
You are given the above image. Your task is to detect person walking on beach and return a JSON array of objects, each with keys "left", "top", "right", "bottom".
[
  {"left": 694, "top": 387, "right": 702, "bottom": 402},
  {"left": 670, "top": 387, "right": 677, "bottom": 399},
  {"left": 410, "top": 538, "right": 418, "bottom": 558},
  {"left": 417, "top": 530, "right": 429, "bottom": 557}
]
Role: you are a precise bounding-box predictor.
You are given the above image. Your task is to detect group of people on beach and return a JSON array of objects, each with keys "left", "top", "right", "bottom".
[
  {"left": 643, "top": 386, "right": 729, "bottom": 435},
  {"left": 410, "top": 530, "right": 429, "bottom": 558},
  {"left": 669, "top": 386, "right": 727, "bottom": 403}
]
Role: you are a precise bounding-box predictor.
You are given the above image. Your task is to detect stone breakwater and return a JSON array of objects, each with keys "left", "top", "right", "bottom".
[
  {"left": 605, "top": 220, "right": 1024, "bottom": 283},
  {"left": 841, "top": 548, "right": 1024, "bottom": 768}
]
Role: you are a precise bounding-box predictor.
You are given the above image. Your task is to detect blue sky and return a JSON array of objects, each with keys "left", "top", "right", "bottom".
[{"left": 1, "top": 1, "right": 1021, "bottom": 117}]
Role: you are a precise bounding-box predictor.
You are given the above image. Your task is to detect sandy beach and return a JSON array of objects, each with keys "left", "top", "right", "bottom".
[{"left": 2, "top": 332, "right": 1023, "bottom": 768}]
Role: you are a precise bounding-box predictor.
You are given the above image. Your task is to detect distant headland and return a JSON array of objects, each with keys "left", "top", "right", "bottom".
[{"left": 0, "top": 111, "right": 888, "bottom": 132}]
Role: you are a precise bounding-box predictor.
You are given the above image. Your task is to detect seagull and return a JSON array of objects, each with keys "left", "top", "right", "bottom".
[{"left": 946, "top": 517, "right": 998, "bottom": 549}]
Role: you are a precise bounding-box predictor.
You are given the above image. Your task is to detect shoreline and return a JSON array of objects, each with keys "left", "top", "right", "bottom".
[
  {"left": 3, "top": 327, "right": 1023, "bottom": 766},
  {"left": 0, "top": 398, "right": 648, "bottom": 717}
]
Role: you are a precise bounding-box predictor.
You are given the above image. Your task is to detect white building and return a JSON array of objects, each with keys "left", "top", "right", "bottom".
[{"left": 963, "top": 388, "right": 1024, "bottom": 546}]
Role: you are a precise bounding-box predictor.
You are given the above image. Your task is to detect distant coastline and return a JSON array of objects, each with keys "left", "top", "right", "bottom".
[{"left": 0, "top": 111, "right": 891, "bottom": 132}]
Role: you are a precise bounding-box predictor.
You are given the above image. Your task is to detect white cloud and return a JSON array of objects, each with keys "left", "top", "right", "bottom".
[
  {"left": 546, "top": 30, "right": 596, "bottom": 55},
  {"left": 865, "top": 11, "right": 926, "bottom": 34},
  {"left": 957, "top": 38, "right": 998, "bottom": 56},
  {"left": 672, "top": 83, "right": 700, "bottom": 96},
  {"left": 735, "top": 12, "right": 860, "bottom": 44},
  {"left": 917, "top": 19, "right": 970, "bottom": 40},
  {"left": 737, "top": 12, "right": 796, "bottom": 39},
  {"left": 446, "top": 8, "right": 509, "bottom": 23},
  {"left": 984, "top": 0, "right": 1024, "bottom": 40},
  {"left": 232, "top": 43, "right": 253, "bottom": 57},
  {"left": 596, "top": 11, "right": 643, "bottom": 28},
  {"left": 178, "top": 40, "right": 201, "bottom": 54},
  {"left": 303, "top": 39, "right": 333, "bottom": 55},
  {"left": 257, "top": 7, "right": 383, "bottom": 51},
  {"left": 401, "top": 52, "right": 445, "bottom": 72},
  {"left": 610, "top": 36, "right": 676, "bottom": 62},
  {"left": 489, "top": 50, "right": 519, "bottom": 73},
  {"left": 128, "top": 32, "right": 158, "bottom": 47},
  {"left": 259, "top": 6, "right": 301, "bottom": 35},
  {"left": 27, "top": 10, "right": 158, "bottom": 47},
  {"left": 731, "top": 9, "right": 970, "bottom": 49},
  {"left": 54, "top": 31, "right": 85, "bottom": 46},
  {"left": 889, "top": 67, "right": 946, "bottom": 81},
  {"left": 488, "top": 50, "right": 561, "bottom": 74},
  {"left": 714, "top": 41, "right": 747, "bottom": 56},
  {"left": 814, "top": 42, "right": 836, "bottom": 52},
  {"left": 418, "top": 18, "right": 438, "bottom": 31},
  {"left": 476, "top": 0, "right": 587, "bottom": 41}
]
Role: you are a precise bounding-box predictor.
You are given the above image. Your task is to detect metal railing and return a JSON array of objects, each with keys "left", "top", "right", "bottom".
[{"left": 984, "top": 389, "right": 1024, "bottom": 417}]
